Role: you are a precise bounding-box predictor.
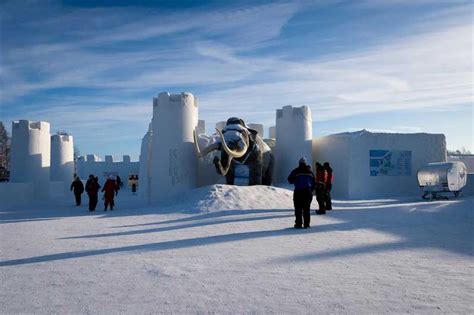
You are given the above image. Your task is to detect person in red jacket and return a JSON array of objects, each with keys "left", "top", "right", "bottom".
[
  {"left": 102, "top": 176, "right": 118, "bottom": 211},
  {"left": 315, "top": 162, "right": 327, "bottom": 215},
  {"left": 324, "top": 162, "right": 333, "bottom": 210}
]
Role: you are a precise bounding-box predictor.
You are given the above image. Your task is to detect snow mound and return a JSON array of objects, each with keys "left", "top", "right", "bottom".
[{"left": 157, "top": 184, "right": 294, "bottom": 213}]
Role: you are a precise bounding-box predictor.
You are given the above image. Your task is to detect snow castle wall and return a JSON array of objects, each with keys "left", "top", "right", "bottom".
[
  {"left": 50, "top": 134, "right": 74, "bottom": 183},
  {"left": 313, "top": 130, "right": 447, "bottom": 199},
  {"left": 151, "top": 92, "right": 198, "bottom": 203},
  {"left": 10, "top": 120, "right": 51, "bottom": 198},
  {"left": 138, "top": 124, "right": 152, "bottom": 202},
  {"left": 76, "top": 155, "right": 139, "bottom": 186},
  {"left": 275, "top": 106, "right": 313, "bottom": 183}
]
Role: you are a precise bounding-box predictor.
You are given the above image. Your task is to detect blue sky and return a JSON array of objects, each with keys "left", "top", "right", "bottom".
[{"left": 1, "top": 0, "right": 472, "bottom": 160}]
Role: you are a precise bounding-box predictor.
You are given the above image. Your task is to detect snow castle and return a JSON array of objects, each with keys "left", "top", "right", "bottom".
[
  {"left": 150, "top": 92, "right": 199, "bottom": 203},
  {"left": 50, "top": 134, "right": 74, "bottom": 183},
  {"left": 10, "top": 120, "right": 51, "bottom": 198},
  {"left": 275, "top": 106, "right": 313, "bottom": 183}
]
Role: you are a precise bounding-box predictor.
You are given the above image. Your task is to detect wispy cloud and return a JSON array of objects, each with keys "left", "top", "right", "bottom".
[{"left": 0, "top": 0, "right": 472, "bottom": 155}]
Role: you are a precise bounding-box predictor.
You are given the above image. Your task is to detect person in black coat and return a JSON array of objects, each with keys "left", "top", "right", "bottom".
[
  {"left": 70, "top": 176, "right": 84, "bottom": 206},
  {"left": 288, "top": 157, "right": 316, "bottom": 229},
  {"left": 85, "top": 175, "right": 101, "bottom": 211},
  {"left": 116, "top": 175, "right": 122, "bottom": 190},
  {"left": 323, "top": 162, "right": 333, "bottom": 210}
]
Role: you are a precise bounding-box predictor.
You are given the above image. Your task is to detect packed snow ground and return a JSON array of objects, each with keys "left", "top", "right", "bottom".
[{"left": 1, "top": 185, "right": 473, "bottom": 314}]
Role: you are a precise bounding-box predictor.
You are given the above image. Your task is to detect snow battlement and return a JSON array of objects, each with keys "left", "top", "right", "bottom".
[
  {"left": 154, "top": 92, "right": 198, "bottom": 108},
  {"left": 51, "top": 134, "right": 73, "bottom": 143},
  {"left": 276, "top": 105, "right": 311, "bottom": 121},
  {"left": 13, "top": 120, "right": 50, "bottom": 132}
]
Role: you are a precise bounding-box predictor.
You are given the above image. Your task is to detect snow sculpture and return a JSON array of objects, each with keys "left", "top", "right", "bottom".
[
  {"left": 275, "top": 106, "right": 313, "bottom": 183},
  {"left": 268, "top": 126, "right": 276, "bottom": 139},
  {"left": 194, "top": 117, "right": 274, "bottom": 186},
  {"left": 10, "top": 120, "right": 51, "bottom": 197},
  {"left": 313, "top": 130, "right": 447, "bottom": 199},
  {"left": 50, "top": 134, "right": 74, "bottom": 183},
  {"left": 248, "top": 123, "right": 264, "bottom": 137},
  {"left": 151, "top": 92, "right": 198, "bottom": 202}
]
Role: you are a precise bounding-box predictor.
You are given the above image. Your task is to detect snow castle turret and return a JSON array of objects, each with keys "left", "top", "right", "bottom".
[
  {"left": 275, "top": 106, "right": 313, "bottom": 182},
  {"left": 151, "top": 92, "right": 198, "bottom": 203},
  {"left": 50, "top": 134, "right": 74, "bottom": 183},
  {"left": 269, "top": 126, "right": 276, "bottom": 139},
  {"left": 10, "top": 120, "right": 51, "bottom": 197}
]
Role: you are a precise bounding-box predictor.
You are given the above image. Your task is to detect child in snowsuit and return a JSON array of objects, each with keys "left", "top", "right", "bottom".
[
  {"left": 85, "top": 175, "right": 101, "bottom": 211},
  {"left": 70, "top": 176, "right": 84, "bottom": 206},
  {"left": 288, "top": 157, "right": 315, "bottom": 229},
  {"left": 315, "top": 162, "right": 327, "bottom": 215},
  {"left": 102, "top": 176, "right": 118, "bottom": 211},
  {"left": 324, "top": 162, "right": 333, "bottom": 210}
]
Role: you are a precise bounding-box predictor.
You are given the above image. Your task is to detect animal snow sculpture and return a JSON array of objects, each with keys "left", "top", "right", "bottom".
[{"left": 194, "top": 117, "right": 274, "bottom": 185}]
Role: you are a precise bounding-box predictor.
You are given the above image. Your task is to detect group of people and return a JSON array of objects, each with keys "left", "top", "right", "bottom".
[
  {"left": 288, "top": 158, "right": 333, "bottom": 229},
  {"left": 70, "top": 174, "right": 120, "bottom": 212}
]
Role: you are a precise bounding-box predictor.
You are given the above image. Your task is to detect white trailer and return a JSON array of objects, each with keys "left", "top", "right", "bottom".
[{"left": 417, "top": 162, "right": 468, "bottom": 199}]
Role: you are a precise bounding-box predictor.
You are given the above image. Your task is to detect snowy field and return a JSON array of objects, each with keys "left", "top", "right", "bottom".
[{"left": 1, "top": 185, "right": 473, "bottom": 314}]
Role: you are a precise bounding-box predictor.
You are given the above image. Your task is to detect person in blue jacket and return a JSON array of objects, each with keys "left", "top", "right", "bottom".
[{"left": 288, "top": 157, "right": 316, "bottom": 229}]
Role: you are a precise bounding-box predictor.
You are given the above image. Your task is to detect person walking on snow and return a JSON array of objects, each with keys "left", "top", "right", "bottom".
[
  {"left": 85, "top": 174, "right": 101, "bottom": 211},
  {"left": 324, "top": 162, "right": 333, "bottom": 210},
  {"left": 102, "top": 175, "right": 118, "bottom": 211},
  {"left": 315, "top": 162, "right": 327, "bottom": 215},
  {"left": 288, "top": 157, "right": 315, "bottom": 229},
  {"left": 70, "top": 176, "right": 84, "bottom": 206}
]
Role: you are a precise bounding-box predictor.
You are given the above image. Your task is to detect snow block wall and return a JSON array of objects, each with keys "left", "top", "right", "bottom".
[
  {"left": 275, "top": 106, "right": 313, "bottom": 183},
  {"left": 138, "top": 123, "right": 152, "bottom": 202},
  {"left": 268, "top": 126, "right": 276, "bottom": 139},
  {"left": 76, "top": 155, "right": 139, "bottom": 186},
  {"left": 50, "top": 134, "right": 74, "bottom": 183},
  {"left": 248, "top": 123, "right": 264, "bottom": 137},
  {"left": 10, "top": 120, "right": 51, "bottom": 198},
  {"left": 151, "top": 92, "right": 198, "bottom": 203},
  {"left": 313, "top": 130, "right": 447, "bottom": 199}
]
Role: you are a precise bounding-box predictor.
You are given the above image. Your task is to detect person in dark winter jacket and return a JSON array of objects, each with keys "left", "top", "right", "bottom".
[
  {"left": 323, "top": 162, "right": 333, "bottom": 210},
  {"left": 116, "top": 175, "right": 122, "bottom": 190},
  {"left": 315, "top": 162, "right": 327, "bottom": 215},
  {"left": 85, "top": 175, "right": 101, "bottom": 211},
  {"left": 70, "top": 176, "right": 84, "bottom": 206},
  {"left": 288, "top": 157, "right": 315, "bottom": 228},
  {"left": 102, "top": 176, "right": 118, "bottom": 211}
]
